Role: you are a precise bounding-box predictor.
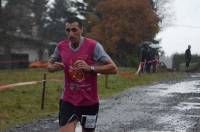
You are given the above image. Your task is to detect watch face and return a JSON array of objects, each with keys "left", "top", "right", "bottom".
[{"left": 68, "top": 66, "right": 85, "bottom": 82}]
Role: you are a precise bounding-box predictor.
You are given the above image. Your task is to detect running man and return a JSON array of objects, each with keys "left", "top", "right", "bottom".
[{"left": 47, "top": 17, "right": 118, "bottom": 132}]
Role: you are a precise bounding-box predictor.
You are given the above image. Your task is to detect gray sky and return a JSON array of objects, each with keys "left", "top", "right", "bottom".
[{"left": 156, "top": 0, "right": 200, "bottom": 56}]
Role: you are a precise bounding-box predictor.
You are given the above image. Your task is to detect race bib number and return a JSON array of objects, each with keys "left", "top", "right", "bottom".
[{"left": 81, "top": 115, "right": 97, "bottom": 128}]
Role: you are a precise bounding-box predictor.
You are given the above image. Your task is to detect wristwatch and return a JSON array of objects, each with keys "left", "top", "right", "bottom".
[{"left": 90, "top": 66, "right": 95, "bottom": 72}]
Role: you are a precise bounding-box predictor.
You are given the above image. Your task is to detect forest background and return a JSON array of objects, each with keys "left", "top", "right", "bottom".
[{"left": 0, "top": 0, "right": 171, "bottom": 67}]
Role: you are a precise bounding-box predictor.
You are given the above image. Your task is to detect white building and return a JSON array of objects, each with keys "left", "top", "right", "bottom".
[{"left": 0, "top": 32, "right": 51, "bottom": 69}]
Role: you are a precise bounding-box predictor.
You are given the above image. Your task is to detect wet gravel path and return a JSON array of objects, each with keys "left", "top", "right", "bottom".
[{"left": 6, "top": 73, "right": 200, "bottom": 132}]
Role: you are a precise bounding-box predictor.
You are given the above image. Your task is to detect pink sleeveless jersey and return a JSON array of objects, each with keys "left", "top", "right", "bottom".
[{"left": 57, "top": 38, "right": 98, "bottom": 106}]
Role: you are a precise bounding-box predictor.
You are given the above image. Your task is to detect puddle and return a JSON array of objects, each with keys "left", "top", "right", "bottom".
[
  {"left": 190, "top": 73, "right": 200, "bottom": 78},
  {"left": 147, "top": 80, "right": 200, "bottom": 97},
  {"left": 174, "top": 102, "right": 200, "bottom": 110},
  {"left": 166, "top": 81, "right": 200, "bottom": 94}
]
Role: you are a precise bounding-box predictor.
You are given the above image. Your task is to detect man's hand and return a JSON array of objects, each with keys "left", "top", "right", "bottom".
[
  {"left": 74, "top": 60, "right": 91, "bottom": 72},
  {"left": 47, "top": 62, "right": 64, "bottom": 72}
]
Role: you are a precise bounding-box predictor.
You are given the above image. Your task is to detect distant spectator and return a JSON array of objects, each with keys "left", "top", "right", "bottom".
[
  {"left": 139, "top": 44, "right": 148, "bottom": 73},
  {"left": 145, "top": 47, "right": 152, "bottom": 73},
  {"left": 185, "top": 45, "right": 191, "bottom": 71},
  {"left": 151, "top": 48, "right": 158, "bottom": 72}
]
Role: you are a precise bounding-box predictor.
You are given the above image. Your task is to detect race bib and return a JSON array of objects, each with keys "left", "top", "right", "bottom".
[{"left": 81, "top": 115, "right": 97, "bottom": 128}]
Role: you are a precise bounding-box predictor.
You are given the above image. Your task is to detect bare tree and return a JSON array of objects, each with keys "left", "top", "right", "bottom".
[{"left": 153, "top": 0, "right": 174, "bottom": 29}]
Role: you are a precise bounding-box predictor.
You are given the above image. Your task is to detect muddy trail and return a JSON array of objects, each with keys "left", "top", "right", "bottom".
[{"left": 6, "top": 73, "right": 200, "bottom": 132}]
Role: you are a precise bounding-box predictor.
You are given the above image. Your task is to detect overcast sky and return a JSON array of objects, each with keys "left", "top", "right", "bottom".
[{"left": 156, "top": 0, "right": 200, "bottom": 56}]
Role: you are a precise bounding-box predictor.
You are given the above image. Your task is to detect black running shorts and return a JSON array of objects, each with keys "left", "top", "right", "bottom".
[{"left": 59, "top": 100, "right": 99, "bottom": 129}]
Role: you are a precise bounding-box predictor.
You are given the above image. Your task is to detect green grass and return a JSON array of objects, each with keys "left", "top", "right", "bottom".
[
  {"left": 179, "top": 62, "right": 200, "bottom": 72},
  {"left": 0, "top": 68, "right": 184, "bottom": 130}
]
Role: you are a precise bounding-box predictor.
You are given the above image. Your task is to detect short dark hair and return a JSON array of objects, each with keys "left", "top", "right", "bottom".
[{"left": 65, "top": 17, "right": 83, "bottom": 28}]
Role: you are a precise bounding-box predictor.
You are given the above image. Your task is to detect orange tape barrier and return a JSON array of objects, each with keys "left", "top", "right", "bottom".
[
  {"left": 0, "top": 79, "right": 63, "bottom": 92},
  {"left": 0, "top": 81, "right": 41, "bottom": 91}
]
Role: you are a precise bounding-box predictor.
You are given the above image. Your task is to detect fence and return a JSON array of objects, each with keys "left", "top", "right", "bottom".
[{"left": 0, "top": 73, "right": 109, "bottom": 110}]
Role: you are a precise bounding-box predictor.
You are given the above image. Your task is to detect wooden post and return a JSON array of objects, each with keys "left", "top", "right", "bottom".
[
  {"left": 41, "top": 73, "right": 46, "bottom": 110},
  {"left": 105, "top": 74, "right": 108, "bottom": 89}
]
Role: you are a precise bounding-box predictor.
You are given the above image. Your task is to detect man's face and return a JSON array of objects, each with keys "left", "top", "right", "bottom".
[{"left": 65, "top": 22, "right": 83, "bottom": 44}]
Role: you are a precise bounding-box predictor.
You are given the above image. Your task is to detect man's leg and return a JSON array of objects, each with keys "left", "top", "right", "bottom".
[
  {"left": 60, "top": 120, "right": 77, "bottom": 132},
  {"left": 59, "top": 101, "right": 78, "bottom": 132}
]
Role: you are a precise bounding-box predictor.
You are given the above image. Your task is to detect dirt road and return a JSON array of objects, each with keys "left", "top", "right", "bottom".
[{"left": 7, "top": 73, "right": 200, "bottom": 132}]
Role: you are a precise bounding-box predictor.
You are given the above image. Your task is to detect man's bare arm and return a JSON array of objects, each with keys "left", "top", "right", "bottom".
[
  {"left": 93, "top": 59, "right": 118, "bottom": 74},
  {"left": 47, "top": 60, "right": 64, "bottom": 72},
  {"left": 74, "top": 59, "right": 118, "bottom": 74}
]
